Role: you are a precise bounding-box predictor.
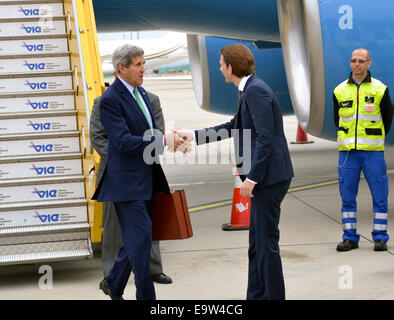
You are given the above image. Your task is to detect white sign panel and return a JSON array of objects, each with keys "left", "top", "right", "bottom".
[
  {"left": 0, "top": 20, "right": 65, "bottom": 37},
  {"left": 0, "top": 95, "right": 75, "bottom": 113},
  {"left": 0, "top": 56, "right": 70, "bottom": 74},
  {"left": 0, "top": 159, "right": 82, "bottom": 179},
  {"left": 0, "top": 76, "right": 72, "bottom": 93},
  {"left": 0, "top": 182, "right": 85, "bottom": 203},
  {"left": 0, "top": 206, "right": 87, "bottom": 228},
  {"left": 0, "top": 3, "right": 64, "bottom": 19},
  {"left": 0, "top": 38, "right": 68, "bottom": 56},
  {"left": 0, "top": 116, "right": 77, "bottom": 134},
  {"left": 0, "top": 137, "right": 80, "bottom": 157}
]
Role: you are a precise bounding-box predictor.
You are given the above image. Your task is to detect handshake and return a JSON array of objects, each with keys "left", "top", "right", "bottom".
[{"left": 164, "top": 130, "right": 194, "bottom": 153}]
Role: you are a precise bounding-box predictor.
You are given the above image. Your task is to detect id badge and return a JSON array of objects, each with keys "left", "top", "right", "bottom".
[{"left": 364, "top": 103, "right": 375, "bottom": 112}]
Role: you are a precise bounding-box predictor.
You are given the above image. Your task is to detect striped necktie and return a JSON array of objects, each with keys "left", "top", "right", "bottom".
[{"left": 133, "top": 87, "right": 152, "bottom": 128}]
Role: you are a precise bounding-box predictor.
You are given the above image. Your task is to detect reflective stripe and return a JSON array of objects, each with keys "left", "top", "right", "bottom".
[
  {"left": 338, "top": 137, "right": 384, "bottom": 146},
  {"left": 373, "top": 224, "right": 387, "bottom": 231},
  {"left": 339, "top": 114, "right": 382, "bottom": 122},
  {"left": 342, "top": 212, "right": 356, "bottom": 218},
  {"left": 339, "top": 115, "right": 354, "bottom": 122},
  {"left": 343, "top": 223, "right": 357, "bottom": 230},
  {"left": 357, "top": 137, "right": 384, "bottom": 145},
  {"left": 359, "top": 114, "right": 382, "bottom": 121},
  {"left": 338, "top": 138, "right": 355, "bottom": 145},
  {"left": 375, "top": 213, "right": 388, "bottom": 220}
]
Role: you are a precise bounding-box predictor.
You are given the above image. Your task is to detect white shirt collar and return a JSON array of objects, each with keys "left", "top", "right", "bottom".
[
  {"left": 117, "top": 76, "right": 136, "bottom": 94},
  {"left": 238, "top": 75, "right": 252, "bottom": 92}
]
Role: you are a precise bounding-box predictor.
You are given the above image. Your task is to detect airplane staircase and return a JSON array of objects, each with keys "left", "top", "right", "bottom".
[{"left": 0, "top": 0, "right": 104, "bottom": 265}]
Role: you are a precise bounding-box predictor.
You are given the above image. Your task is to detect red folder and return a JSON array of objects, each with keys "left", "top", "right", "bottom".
[{"left": 151, "top": 190, "right": 193, "bottom": 241}]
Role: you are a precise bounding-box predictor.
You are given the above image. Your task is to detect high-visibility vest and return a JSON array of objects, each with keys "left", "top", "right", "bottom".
[{"left": 334, "top": 77, "right": 387, "bottom": 151}]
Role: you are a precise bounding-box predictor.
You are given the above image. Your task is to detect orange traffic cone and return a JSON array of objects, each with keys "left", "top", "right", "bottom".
[
  {"left": 222, "top": 171, "right": 250, "bottom": 231},
  {"left": 291, "top": 123, "right": 314, "bottom": 144}
]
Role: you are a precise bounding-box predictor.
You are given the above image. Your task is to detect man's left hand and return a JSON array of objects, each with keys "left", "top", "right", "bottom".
[{"left": 240, "top": 180, "right": 255, "bottom": 198}]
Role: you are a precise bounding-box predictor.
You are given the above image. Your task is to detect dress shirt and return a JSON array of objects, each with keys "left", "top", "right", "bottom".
[
  {"left": 117, "top": 76, "right": 166, "bottom": 146},
  {"left": 118, "top": 76, "right": 153, "bottom": 129}
]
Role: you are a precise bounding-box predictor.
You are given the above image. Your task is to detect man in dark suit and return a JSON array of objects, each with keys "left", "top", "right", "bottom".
[
  {"left": 92, "top": 44, "right": 182, "bottom": 300},
  {"left": 177, "top": 44, "right": 294, "bottom": 300},
  {"left": 90, "top": 89, "right": 172, "bottom": 286}
]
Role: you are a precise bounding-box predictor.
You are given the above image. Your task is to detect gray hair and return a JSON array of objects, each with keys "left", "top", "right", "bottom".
[{"left": 112, "top": 44, "right": 144, "bottom": 72}]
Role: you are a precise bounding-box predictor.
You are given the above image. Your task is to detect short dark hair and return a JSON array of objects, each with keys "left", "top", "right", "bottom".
[{"left": 220, "top": 44, "right": 255, "bottom": 78}]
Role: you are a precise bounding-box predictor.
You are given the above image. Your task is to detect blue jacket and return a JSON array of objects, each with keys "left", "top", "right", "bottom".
[
  {"left": 195, "top": 75, "right": 293, "bottom": 187},
  {"left": 92, "top": 77, "right": 169, "bottom": 202}
]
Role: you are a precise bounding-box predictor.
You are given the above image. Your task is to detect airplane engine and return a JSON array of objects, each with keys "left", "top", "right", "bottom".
[
  {"left": 187, "top": 34, "right": 293, "bottom": 116},
  {"left": 277, "top": 0, "right": 394, "bottom": 142}
]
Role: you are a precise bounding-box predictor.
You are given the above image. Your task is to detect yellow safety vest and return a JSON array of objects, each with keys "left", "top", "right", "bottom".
[{"left": 334, "top": 77, "right": 387, "bottom": 151}]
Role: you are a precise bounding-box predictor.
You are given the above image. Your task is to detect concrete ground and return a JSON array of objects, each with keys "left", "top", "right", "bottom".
[{"left": 1, "top": 77, "right": 394, "bottom": 300}]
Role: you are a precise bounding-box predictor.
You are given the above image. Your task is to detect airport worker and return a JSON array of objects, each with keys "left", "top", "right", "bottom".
[
  {"left": 90, "top": 84, "right": 173, "bottom": 290},
  {"left": 176, "top": 43, "right": 294, "bottom": 300},
  {"left": 92, "top": 44, "right": 184, "bottom": 300},
  {"left": 334, "top": 48, "right": 393, "bottom": 252}
]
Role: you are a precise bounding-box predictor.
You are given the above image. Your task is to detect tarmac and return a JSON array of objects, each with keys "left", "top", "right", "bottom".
[{"left": 1, "top": 76, "right": 394, "bottom": 300}]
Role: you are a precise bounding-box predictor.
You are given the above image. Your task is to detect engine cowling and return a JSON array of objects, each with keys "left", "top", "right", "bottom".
[
  {"left": 187, "top": 34, "right": 293, "bottom": 116},
  {"left": 93, "top": 0, "right": 280, "bottom": 41}
]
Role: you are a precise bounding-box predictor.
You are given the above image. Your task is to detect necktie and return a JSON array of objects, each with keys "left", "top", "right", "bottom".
[{"left": 133, "top": 87, "right": 152, "bottom": 128}]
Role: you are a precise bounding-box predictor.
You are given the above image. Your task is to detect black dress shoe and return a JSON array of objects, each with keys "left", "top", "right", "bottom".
[
  {"left": 374, "top": 239, "right": 387, "bottom": 251},
  {"left": 100, "top": 278, "right": 124, "bottom": 300},
  {"left": 152, "top": 273, "right": 172, "bottom": 284},
  {"left": 336, "top": 239, "right": 359, "bottom": 252},
  {"left": 99, "top": 278, "right": 106, "bottom": 290}
]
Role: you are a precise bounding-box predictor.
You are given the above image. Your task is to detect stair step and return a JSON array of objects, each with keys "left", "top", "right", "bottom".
[
  {"left": 0, "top": 239, "right": 92, "bottom": 265},
  {"left": 0, "top": 109, "right": 77, "bottom": 119},
  {"left": 0, "top": 129, "right": 79, "bottom": 140},
  {"left": 0, "top": 52, "right": 69, "bottom": 59},
  {"left": 1, "top": 221, "right": 89, "bottom": 235},
  {"left": 0, "top": 70, "right": 71, "bottom": 78},
  {"left": 0, "top": 152, "right": 81, "bottom": 163},
  {"left": 0, "top": 173, "right": 84, "bottom": 186},
  {"left": 0, "top": 222, "right": 90, "bottom": 237},
  {"left": 0, "top": 198, "right": 87, "bottom": 211},
  {"left": 0, "top": 230, "right": 90, "bottom": 247},
  {"left": 0, "top": 174, "right": 84, "bottom": 188}
]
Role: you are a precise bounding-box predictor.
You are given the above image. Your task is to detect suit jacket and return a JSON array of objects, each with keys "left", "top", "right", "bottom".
[
  {"left": 195, "top": 75, "right": 294, "bottom": 187},
  {"left": 92, "top": 77, "right": 169, "bottom": 202},
  {"left": 90, "top": 91, "right": 165, "bottom": 183}
]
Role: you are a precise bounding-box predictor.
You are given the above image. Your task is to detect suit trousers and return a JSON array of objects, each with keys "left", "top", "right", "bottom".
[
  {"left": 106, "top": 200, "right": 155, "bottom": 300},
  {"left": 246, "top": 179, "right": 291, "bottom": 300},
  {"left": 101, "top": 201, "right": 163, "bottom": 277}
]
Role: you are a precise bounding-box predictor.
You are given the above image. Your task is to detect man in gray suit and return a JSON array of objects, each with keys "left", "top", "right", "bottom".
[{"left": 90, "top": 87, "right": 172, "bottom": 286}]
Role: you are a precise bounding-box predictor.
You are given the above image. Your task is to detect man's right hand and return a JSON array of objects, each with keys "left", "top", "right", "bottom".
[{"left": 164, "top": 131, "right": 192, "bottom": 153}]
